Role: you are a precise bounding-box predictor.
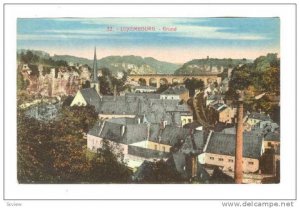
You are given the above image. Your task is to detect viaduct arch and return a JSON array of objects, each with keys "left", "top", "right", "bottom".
[{"left": 128, "top": 74, "right": 221, "bottom": 88}]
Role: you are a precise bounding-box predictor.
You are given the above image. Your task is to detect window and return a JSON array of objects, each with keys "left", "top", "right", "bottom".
[
  {"left": 268, "top": 142, "right": 272, "bottom": 147},
  {"left": 248, "top": 161, "right": 254, "bottom": 165},
  {"left": 228, "top": 159, "right": 234, "bottom": 163},
  {"left": 162, "top": 146, "right": 165, "bottom": 152},
  {"left": 218, "top": 158, "right": 224, "bottom": 161},
  {"left": 188, "top": 119, "right": 192, "bottom": 123},
  {"left": 154, "top": 145, "right": 157, "bottom": 150},
  {"left": 210, "top": 157, "right": 214, "bottom": 160}
]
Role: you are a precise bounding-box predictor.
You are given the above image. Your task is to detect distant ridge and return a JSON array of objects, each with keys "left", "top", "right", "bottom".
[
  {"left": 17, "top": 49, "right": 180, "bottom": 74},
  {"left": 174, "top": 58, "right": 250, "bottom": 75}
]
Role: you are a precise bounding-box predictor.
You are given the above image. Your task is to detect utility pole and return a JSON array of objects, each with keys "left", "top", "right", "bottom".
[{"left": 235, "top": 90, "right": 244, "bottom": 184}]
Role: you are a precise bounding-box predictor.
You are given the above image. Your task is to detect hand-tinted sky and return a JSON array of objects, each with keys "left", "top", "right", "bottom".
[{"left": 17, "top": 17, "right": 279, "bottom": 63}]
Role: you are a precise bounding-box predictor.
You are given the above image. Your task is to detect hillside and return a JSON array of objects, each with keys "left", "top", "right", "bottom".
[
  {"left": 17, "top": 49, "right": 51, "bottom": 59},
  {"left": 17, "top": 49, "right": 180, "bottom": 74},
  {"left": 174, "top": 58, "right": 249, "bottom": 75},
  {"left": 53, "top": 54, "right": 180, "bottom": 74},
  {"left": 52, "top": 55, "right": 93, "bottom": 66}
]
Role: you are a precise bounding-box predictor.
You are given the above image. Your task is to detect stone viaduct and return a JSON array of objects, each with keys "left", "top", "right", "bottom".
[{"left": 128, "top": 73, "right": 222, "bottom": 88}]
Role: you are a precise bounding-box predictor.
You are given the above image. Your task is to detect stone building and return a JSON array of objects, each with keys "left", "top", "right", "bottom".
[{"left": 199, "top": 132, "right": 264, "bottom": 173}]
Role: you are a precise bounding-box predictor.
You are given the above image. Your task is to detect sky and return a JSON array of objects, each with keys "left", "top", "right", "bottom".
[{"left": 17, "top": 17, "right": 280, "bottom": 63}]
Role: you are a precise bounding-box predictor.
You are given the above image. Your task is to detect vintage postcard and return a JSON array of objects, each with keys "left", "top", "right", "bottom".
[{"left": 16, "top": 17, "right": 281, "bottom": 185}]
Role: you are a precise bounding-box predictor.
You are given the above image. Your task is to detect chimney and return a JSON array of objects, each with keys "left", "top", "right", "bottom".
[
  {"left": 121, "top": 125, "right": 126, "bottom": 136},
  {"left": 191, "top": 155, "right": 198, "bottom": 178},
  {"left": 147, "top": 123, "right": 150, "bottom": 140},
  {"left": 235, "top": 90, "right": 244, "bottom": 184},
  {"left": 113, "top": 85, "right": 117, "bottom": 101}
]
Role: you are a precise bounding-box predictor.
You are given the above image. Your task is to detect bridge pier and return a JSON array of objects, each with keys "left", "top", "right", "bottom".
[{"left": 145, "top": 78, "right": 150, "bottom": 86}]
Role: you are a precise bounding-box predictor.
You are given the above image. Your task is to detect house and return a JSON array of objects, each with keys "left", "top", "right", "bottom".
[
  {"left": 166, "top": 152, "right": 210, "bottom": 182},
  {"left": 263, "top": 131, "right": 280, "bottom": 152},
  {"left": 199, "top": 132, "right": 264, "bottom": 173},
  {"left": 87, "top": 120, "right": 148, "bottom": 153},
  {"left": 162, "top": 128, "right": 208, "bottom": 182},
  {"left": 70, "top": 88, "right": 101, "bottom": 110},
  {"left": 260, "top": 131, "right": 280, "bottom": 176},
  {"left": 246, "top": 112, "right": 272, "bottom": 127},
  {"left": 87, "top": 118, "right": 206, "bottom": 170},
  {"left": 132, "top": 137, "right": 210, "bottom": 183},
  {"left": 126, "top": 145, "right": 169, "bottom": 169},
  {"left": 25, "top": 102, "right": 60, "bottom": 121},
  {"left": 134, "top": 85, "right": 157, "bottom": 93},
  {"left": 205, "top": 94, "right": 224, "bottom": 106},
  {"left": 130, "top": 125, "right": 195, "bottom": 153},
  {"left": 180, "top": 113, "right": 194, "bottom": 126},
  {"left": 160, "top": 85, "right": 189, "bottom": 101},
  {"left": 87, "top": 119, "right": 170, "bottom": 169},
  {"left": 98, "top": 96, "right": 139, "bottom": 119},
  {"left": 70, "top": 87, "right": 193, "bottom": 126},
  {"left": 209, "top": 103, "right": 235, "bottom": 124},
  {"left": 259, "top": 120, "right": 279, "bottom": 131}
]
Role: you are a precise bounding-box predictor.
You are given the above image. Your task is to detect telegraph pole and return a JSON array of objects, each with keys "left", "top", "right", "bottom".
[{"left": 235, "top": 90, "right": 244, "bottom": 184}]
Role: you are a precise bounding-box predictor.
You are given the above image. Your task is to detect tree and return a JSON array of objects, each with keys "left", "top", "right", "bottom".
[
  {"left": 60, "top": 105, "right": 98, "bottom": 134},
  {"left": 184, "top": 78, "right": 204, "bottom": 97},
  {"left": 17, "top": 103, "right": 134, "bottom": 183},
  {"left": 17, "top": 109, "right": 55, "bottom": 183},
  {"left": 227, "top": 54, "right": 280, "bottom": 100},
  {"left": 89, "top": 140, "right": 132, "bottom": 183},
  {"left": 156, "top": 84, "right": 169, "bottom": 94},
  {"left": 132, "top": 160, "right": 183, "bottom": 183},
  {"left": 111, "top": 70, "right": 128, "bottom": 94},
  {"left": 17, "top": 104, "right": 98, "bottom": 183},
  {"left": 98, "top": 68, "right": 128, "bottom": 95},
  {"left": 82, "top": 80, "right": 91, "bottom": 89},
  {"left": 17, "top": 70, "right": 29, "bottom": 91},
  {"left": 50, "top": 134, "right": 91, "bottom": 183},
  {"left": 262, "top": 66, "right": 280, "bottom": 95}
]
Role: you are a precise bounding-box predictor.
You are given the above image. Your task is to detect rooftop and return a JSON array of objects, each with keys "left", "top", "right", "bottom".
[
  {"left": 161, "top": 86, "right": 188, "bottom": 95},
  {"left": 80, "top": 88, "right": 102, "bottom": 111},
  {"left": 205, "top": 132, "right": 263, "bottom": 159},
  {"left": 134, "top": 85, "right": 157, "bottom": 90},
  {"left": 248, "top": 112, "right": 272, "bottom": 121},
  {"left": 264, "top": 131, "right": 280, "bottom": 142},
  {"left": 88, "top": 121, "right": 148, "bottom": 144}
]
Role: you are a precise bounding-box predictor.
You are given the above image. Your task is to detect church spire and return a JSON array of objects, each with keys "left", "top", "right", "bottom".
[
  {"left": 90, "top": 47, "right": 101, "bottom": 96},
  {"left": 92, "top": 46, "right": 98, "bottom": 83}
]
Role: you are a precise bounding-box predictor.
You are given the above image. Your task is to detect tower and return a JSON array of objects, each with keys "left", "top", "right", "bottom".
[
  {"left": 234, "top": 90, "right": 244, "bottom": 184},
  {"left": 90, "top": 47, "right": 100, "bottom": 95}
]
